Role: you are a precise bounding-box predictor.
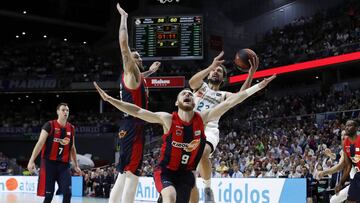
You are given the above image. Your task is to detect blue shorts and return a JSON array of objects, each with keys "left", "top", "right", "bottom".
[
  {"left": 116, "top": 118, "right": 144, "bottom": 176},
  {"left": 37, "top": 159, "right": 71, "bottom": 197},
  {"left": 348, "top": 172, "right": 360, "bottom": 202}
]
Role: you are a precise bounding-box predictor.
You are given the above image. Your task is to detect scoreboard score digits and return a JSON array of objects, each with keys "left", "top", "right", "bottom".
[{"left": 133, "top": 16, "right": 203, "bottom": 60}]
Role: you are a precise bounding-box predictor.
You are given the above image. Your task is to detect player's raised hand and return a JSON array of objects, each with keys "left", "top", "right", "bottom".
[
  {"left": 210, "top": 51, "right": 225, "bottom": 69},
  {"left": 248, "top": 54, "right": 259, "bottom": 74},
  {"left": 149, "top": 61, "right": 161, "bottom": 73},
  {"left": 259, "top": 74, "right": 276, "bottom": 89},
  {"left": 316, "top": 171, "right": 325, "bottom": 180},
  {"left": 94, "top": 82, "right": 111, "bottom": 102},
  {"left": 116, "top": 3, "right": 128, "bottom": 17},
  {"left": 27, "top": 161, "right": 36, "bottom": 173}
]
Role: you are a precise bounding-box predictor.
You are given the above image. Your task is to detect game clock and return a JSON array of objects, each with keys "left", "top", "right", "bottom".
[{"left": 133, "top": 16, "right": 203, "bottom": 60}]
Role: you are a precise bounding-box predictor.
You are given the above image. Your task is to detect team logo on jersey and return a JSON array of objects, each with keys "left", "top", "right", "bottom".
[
  {"left": 176, "top": 130, "right": 182, "bottom": 136},
  {"left": 118, "top": 130, "right": 127, "bottom": 138},
  {"left": 216, "top": 93, "right": 222, "bottom": 97},
  {"left": 54, "top": 128, "right": 60, "bottom": 134},
  {"left": 172, "top": 139, "right": 200, "bottom": 152},
  {"left": 194, "top": 130, "right": 201, "bottom": 136},
  {"left": 175, "top": 125, "right": 184, "bottom": 129}
]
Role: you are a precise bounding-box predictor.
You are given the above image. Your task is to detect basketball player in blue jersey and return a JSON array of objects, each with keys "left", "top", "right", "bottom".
[
  {"left": 109, "top": 3, "right": 161, "bottom": 203},
  {"left": 189, "top": 51, "right": 258, "bottom": 202},
  {"left": 94, "top": 72, "right": 275, "bottom": 203}
]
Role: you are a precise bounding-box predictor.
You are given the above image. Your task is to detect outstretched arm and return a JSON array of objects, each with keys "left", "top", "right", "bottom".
[
  {"left": 317, "top": 152, "right": 344, "bottom": 179},
  {"left": 335, "top": 148, "right": 351, "bottom": 194},
  {"left": 189, "top": 51, "right": 224, "bottom": 91},
  {"left": 201, "top": 75, "right": 276, "bottom": 123},
  {"left": 142, "top": 61, "right": 161, "bottom": 78},
  {"left": 116, "top": 3, "right": 139, "bottom": 76},
  {"left": 94, "top": 82, "right": 171, "bottom": 129}
]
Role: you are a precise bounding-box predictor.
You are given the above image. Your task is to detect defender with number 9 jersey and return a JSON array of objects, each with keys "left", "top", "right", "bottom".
[{"left": 154, "top": 112, "right": 206, "bottom": 202}]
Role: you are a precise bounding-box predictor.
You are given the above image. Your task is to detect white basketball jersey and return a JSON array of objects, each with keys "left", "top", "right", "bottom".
[{"left": 194, "top": 82, "right": 227, "bottom": 129}]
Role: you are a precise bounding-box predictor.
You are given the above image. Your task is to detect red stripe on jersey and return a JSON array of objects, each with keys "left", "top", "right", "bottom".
[
  {"left": 153, "top": 168, "right": 163, "bottom": 193},
  {"left": 61, "top": 124, "right": 73, "bottom": 162},
  {"left": 37, "top": 159, "right": 46, "bottom": 196},
  {"left": 124, "top": 126, "right": 144, "bottom": 173},
  {"left": 49, "top": 121, "right": 61, "bottom": 160},
  {"left": 121, "top": 74, "right": 148, "bottom": 109}
]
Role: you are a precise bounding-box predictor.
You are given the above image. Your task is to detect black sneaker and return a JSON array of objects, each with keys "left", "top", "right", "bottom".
[
  {"left": 204, "top": 187, "right": 215, "bottom": 203},
  {"left": 157, "top": 194, "right": 162, "bottom": 203}
]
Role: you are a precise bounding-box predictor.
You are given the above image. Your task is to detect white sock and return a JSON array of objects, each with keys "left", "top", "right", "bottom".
[{"left": 204, "top": 179, "right": 211, "bottom": 188}]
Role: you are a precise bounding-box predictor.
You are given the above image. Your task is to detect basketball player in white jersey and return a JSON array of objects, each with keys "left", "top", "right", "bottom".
[
  {"left": 189, "top": 51, "right": 258, "bottom": 202},
  {"left": 317, "top": 130, "right": 358, "bottom": 203}
]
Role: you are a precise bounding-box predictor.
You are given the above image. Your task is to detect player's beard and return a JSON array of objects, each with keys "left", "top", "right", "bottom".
[
  {"left": 137, "top": 61, "right": 144, "bottom": 71},
  {"left": 209, "top": 78, "right": 222, "bottom": 86},
  {"left": 178, "top": 101, "right": 194, "bottom": 112}
]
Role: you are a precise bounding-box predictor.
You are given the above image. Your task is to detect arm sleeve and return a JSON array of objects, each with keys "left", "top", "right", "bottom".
[{"left": 41, "top": 121, "right": 51, "bottom": 133}]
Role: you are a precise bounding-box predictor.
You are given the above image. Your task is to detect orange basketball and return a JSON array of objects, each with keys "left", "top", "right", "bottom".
[
  {"left": 234, "top": 48, "right": 257, "bottom": 72},
  {"left": 6, "top": 178, "right": 18, "bottom": 191}
]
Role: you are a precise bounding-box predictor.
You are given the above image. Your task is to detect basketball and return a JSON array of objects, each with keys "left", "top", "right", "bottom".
[{"left": 234, "top": 48, "right": 257, "bottom": 72}]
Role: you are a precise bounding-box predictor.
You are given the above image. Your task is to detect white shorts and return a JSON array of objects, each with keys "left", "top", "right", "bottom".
[
  {"left": 204, "top": 126, "right": 219, "bottom": 153},
  {"left": 330, "top": 185, "right": 348, "bottom": 203}
]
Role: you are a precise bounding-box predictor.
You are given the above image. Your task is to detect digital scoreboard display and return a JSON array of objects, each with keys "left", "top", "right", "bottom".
[{"left": 133, "top": 16, "right": 203, "bottom": 61}]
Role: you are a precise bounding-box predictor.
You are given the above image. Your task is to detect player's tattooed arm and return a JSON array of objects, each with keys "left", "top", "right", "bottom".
[
  {"left": 116, "top": 3, "right": 138, "bottom": 75},
  {"left": 94, "top": 82, "right": 172, "bottom": 131}
]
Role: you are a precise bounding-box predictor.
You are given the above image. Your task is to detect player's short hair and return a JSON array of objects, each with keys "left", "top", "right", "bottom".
[
  {"left": 56, "top": 103, "right": 68, "bottom": 110},
  {"left": 348, "top": 120, "right": 359, "bottom": 127},
  {"left": 177, "top": 88, "right": 193, "bottom": 99},
  {"left": 219, "top": 64, "right": 227, "bottom": 79}
]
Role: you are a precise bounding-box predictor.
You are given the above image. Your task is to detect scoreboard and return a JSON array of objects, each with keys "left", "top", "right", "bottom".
[{"left": 133, "top": 16, "right": 203, "bottom": 61}]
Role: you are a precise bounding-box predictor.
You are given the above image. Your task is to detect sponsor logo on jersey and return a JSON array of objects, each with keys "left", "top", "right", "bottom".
[
  {"left": 216, "top": 93, "right": 222, "bottom": 97},
  {"left": 53, "top": 137, "right": 70, "bottom": 145},
  {"left": 195, "top": 130, "right": 201, "bottom": 136},
  {"left": 175, "top": 125, "right": 184, "bottom": 129},
  {"left": 172, "top": 139, "right": 200, "bottom": 152}
]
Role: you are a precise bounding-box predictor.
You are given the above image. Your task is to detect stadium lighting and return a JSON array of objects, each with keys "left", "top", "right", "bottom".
[
  {"left": 83, "top": 41, "right": 87, "bottom": 44},
  {"left": 15, "top": 35, "right": 19, "bottom": 38},
  {"left": 315, "top": 76, "right": 319, "bottom": 79},
  {"left": 229, "top": 51, "right": 360, "bottom": 84},
  {"left": 43, "top": 35, "right": 47, "bottom": 38},
  {"left": 23, "top": 11, "right": 27, "bottom": 14},
  {"left": 64, "top": 38, "right": 67, "bottom": 41},
  {"left": 22, "top": 32, "right": 26, "bottom": 35}
]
